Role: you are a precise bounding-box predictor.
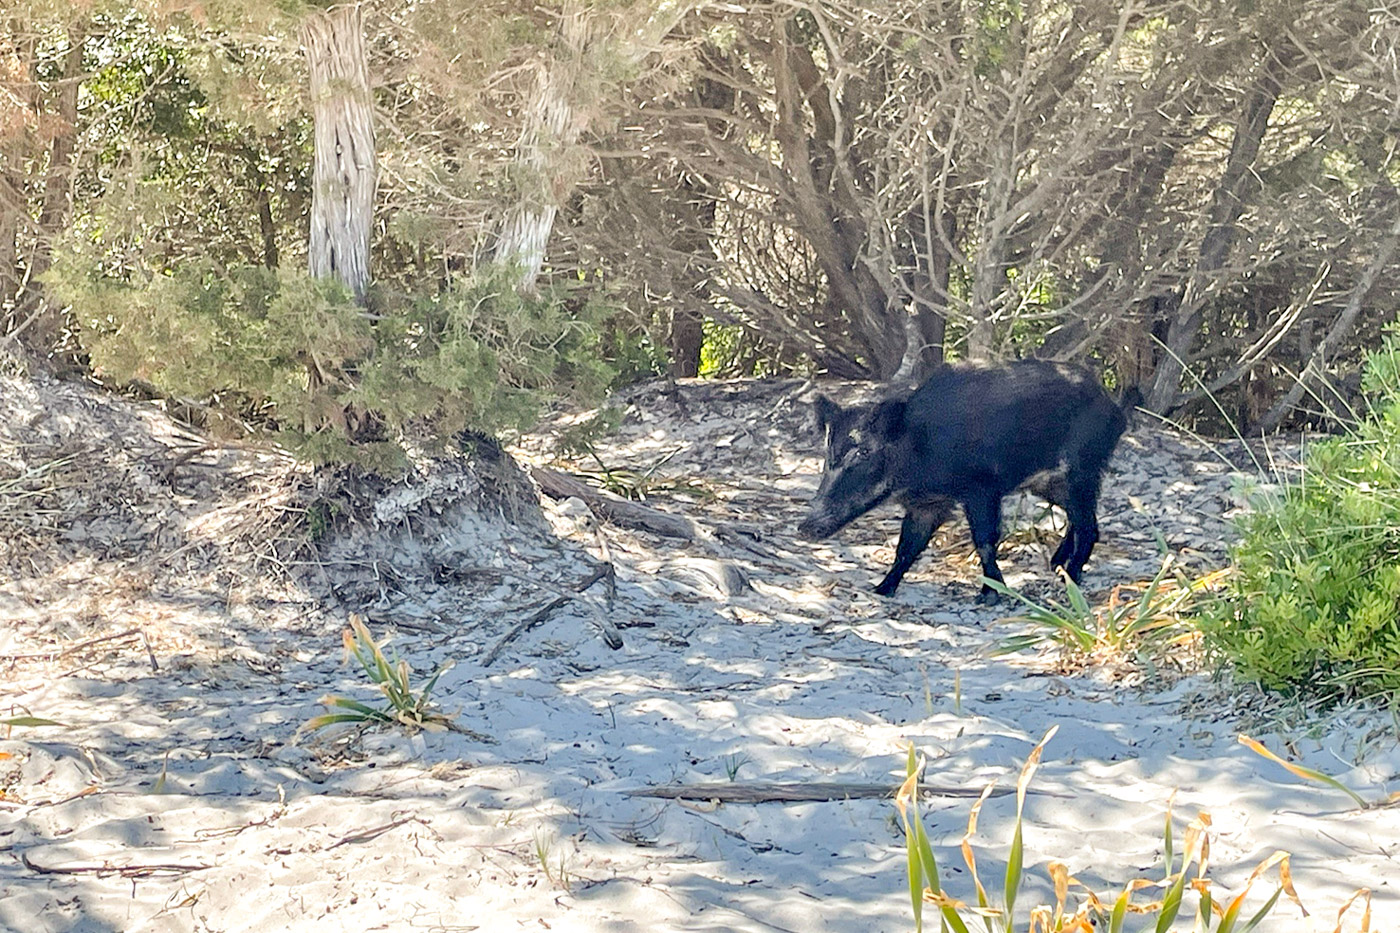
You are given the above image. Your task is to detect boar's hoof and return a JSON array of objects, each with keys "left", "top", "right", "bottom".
[
  {"left": 873, "top": 578, "right": 899, "bottom": 597},
  {"left": 975, "top": 587, "right": 1001, "bottom": 606}
]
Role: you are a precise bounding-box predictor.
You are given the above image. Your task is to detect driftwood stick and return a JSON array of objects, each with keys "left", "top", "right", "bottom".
[
  {"left": 0, "top": 628, "right": 143, "bottom": 663},
  {"left": 21, "top": 850, "right": 212, "bottom": 877},
  {"left": 326, "top": 815, "right": 424, "bottom": 849},
  {"left": 482, "top": 564, "right": 614, "bottom": 666},
  {"left": 625, "top": 781, "right": 1022, "bottom": 804},
  {"left": 531, "top": 465, "right": 713, "bottom": 543}
]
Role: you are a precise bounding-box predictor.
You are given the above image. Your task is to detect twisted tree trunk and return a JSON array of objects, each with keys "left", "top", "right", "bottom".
[
  {"left": 1146, "top": 63, "right": 1280, "bottom": 412},
  {"left": 302, "top": 5, "right": 375, "bottom": 303}
]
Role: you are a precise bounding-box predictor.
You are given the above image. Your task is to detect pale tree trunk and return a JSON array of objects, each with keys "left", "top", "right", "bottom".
[
  {"left": 967, "top": 141, "right": 1016, "bottom": 360},
  {"left": 302, "top": 5, "right": 376, "bottom": 303},
  {"left": 496, "top": 2, "right": 697, "bottom": 293},
  {"left": 8, "top": 25, "right": 84, "bottom": 358},
  {"left": 495, "top": 5, "right": 592, "bottom": 291}
]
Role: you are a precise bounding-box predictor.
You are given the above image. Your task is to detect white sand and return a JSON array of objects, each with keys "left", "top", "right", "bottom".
[{"left": 1, "top": 377, "right": 1395, "bottom": 932}]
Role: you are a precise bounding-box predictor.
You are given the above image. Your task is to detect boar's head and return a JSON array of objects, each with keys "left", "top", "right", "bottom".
[{"left": 797, "top": 394, "right": 907, "bottom": 540}]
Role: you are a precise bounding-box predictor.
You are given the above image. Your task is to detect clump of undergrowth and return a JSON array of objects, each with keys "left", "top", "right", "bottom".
[
  {"left": 57, "top": 260, "right": 616, "bottom": 467},
  {"left": 303, "top": 614, "right": 463, "bottom": 735},
  {"left": 988, "top": 539, "right": 1223, "bottom": 672},
  {"left": 1201, "top": 332, "right": 1400, "bottom": 699},
  {"left": 895, "top": 728, "right": 1375, "bottom": 932}
]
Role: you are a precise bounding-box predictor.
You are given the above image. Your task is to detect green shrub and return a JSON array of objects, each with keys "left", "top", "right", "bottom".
[
  {"left": 54, "top": 259, "right": 616, "bottom": 465},
  {"left": 1202, "top": 334, "right": 1400, "bottom": 698}
]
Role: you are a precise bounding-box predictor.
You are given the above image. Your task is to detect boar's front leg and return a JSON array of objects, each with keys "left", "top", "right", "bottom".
[{"left": 874, "top": 501, "right": 955, "bottom": 596}]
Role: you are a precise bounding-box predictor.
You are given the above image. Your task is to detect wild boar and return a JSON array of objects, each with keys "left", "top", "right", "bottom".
[{"left": 798, "top": 361, "right": 1137, "bottom": 603}]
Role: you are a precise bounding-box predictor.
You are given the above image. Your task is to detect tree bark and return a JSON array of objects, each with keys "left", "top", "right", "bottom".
[
  {"left": 770, "top": 15, "right": 902, "bottom": 378},
  {"left": 1255, "top": 202, "right": 1400, "bottom": 431},
  {"left": 1146, "top": 61, "right": 1281, "bottom": 412},
  {"left": 495, "top": 5, "right": 592, "bottom": 291},
  {"left": 11, "top": 25, "right": 85, "bottom": 357},
  {"left": 302, "top": 5, "right": 376, "bottom": 303}
]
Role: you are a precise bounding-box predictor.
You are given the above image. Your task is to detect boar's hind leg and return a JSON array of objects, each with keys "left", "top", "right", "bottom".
[
  {"left": 1052, "top": 474, "right": 1103, "bottom": 583},
  {"left": 963, "top": 491, "right": 1006, "bottom": 604},
  {"left": 874, "top": 502, "right": 954, "bottom": 596}
]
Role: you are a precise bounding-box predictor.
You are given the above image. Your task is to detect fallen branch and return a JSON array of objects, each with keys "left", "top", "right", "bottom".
[
  {"left": 626, "top": 781, "right": 1022, "bottom": 804},
  {"left": 531, "top": 465, "right": 752, "bottom": 595},
  {"left": 21, "top": 850, "right": 211, "bottom": 877},
  {"left": 327, "top": 815, "right": 426, "bottom": 849},
  {"left": 482, "top": 563, "right": 615, "bottom": 666},
  {"left": 0, "top": 627, "right": 157, "bottom": 671},
  {"left": 531, "top": 465, "right": 712, "bottom": 542}
]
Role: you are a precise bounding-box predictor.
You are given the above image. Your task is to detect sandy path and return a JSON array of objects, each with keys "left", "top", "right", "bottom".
[{"left": 2, "top": 378, "right": 1395, "bottom": 932}]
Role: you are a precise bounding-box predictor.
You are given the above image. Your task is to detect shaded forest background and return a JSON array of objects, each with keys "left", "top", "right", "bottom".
[{"left": 3, "top": 0, "right": 1400, "bottom": 458}]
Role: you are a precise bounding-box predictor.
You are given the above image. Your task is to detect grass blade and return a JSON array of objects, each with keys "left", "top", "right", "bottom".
[
  {"left": 0, "top": 716, "right": 65, "bottom": 728},
  {"left": 1238, "top": 735, "right": 1368, "bottom": 808}
]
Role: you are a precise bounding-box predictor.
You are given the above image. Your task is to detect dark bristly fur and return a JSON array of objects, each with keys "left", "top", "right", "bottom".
[{"left": 798, "top": 361, "right": 1137, "bottom": 604}]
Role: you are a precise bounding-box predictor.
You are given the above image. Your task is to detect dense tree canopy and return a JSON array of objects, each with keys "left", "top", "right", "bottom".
[{"left": 3, "top": 0, "right": 1399, "bottom": 445}]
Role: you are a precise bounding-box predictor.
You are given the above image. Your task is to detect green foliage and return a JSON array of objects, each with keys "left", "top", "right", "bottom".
[
  {"left": 1, "top": 715, "right": 65, "bottom": 731},
  {"left": 698, "top": 319, "right": 807, "bottom": 378},
  {"left": 1202, "top": 333, "right": 1400, "bottom": 698},
  {"left": 599, "top": 320, "right": 668, "bottom": 385},
  {"left": 303, "top": 615, "right": 458, "bottom": 734},
  {"left": 989, "top": 540, "right": 1222, "bottom": 666},
  {"left": 54, "top": 258, "right": 616, "bottom": 464}
]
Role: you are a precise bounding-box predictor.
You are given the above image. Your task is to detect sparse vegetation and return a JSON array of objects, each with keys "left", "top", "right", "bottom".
[
  {"left": 303, "top": 615, "right": 461, "bottom": 735},
  {"left": 1238, "top": 734, "right": 1371, "bottom": 809},
  {"left": 533, "top": 831, "right": 572, "bottom": 893},
  {"left": 895, "top": 730, "right": 1374, "bottom": 932},
  {"left": 0, "top": 714, "right": 64, "bottom": 733},
  {"left": 988, "top": 541, "right": 1224, "bottom": 670}
]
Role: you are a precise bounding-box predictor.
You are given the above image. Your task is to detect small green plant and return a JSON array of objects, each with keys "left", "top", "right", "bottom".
[
  {"left": 1237, "top": 735, "right": 1371, "bottom": 809},
  {"left": 894, "top": 729, "right": 1372, "bottom": 932},
  {"left": 989, "top": 541, "right": 1223, "bottom": 667},
  {"left": 722, "top": 752, "right": 751, "bottom": 782},
  {"left": 1, "top": 714, "right": 65, "bottom": 734},
  {"left": 304, "top": 615, "right": 458, "bottom": 734},
  {"left": 533, "top": 830, "right": 572, "bottom": 892},
  {"left": 574, "top": 444, "right": 686, "bottom": 502}
]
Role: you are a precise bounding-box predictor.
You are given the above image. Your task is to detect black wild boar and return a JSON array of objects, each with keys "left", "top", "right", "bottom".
[{"left": 797, "top": 361, "right": 1136, "bottom": 603}]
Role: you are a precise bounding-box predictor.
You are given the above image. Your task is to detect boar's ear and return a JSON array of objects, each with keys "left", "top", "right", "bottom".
[
  {"left": 813, "top": 395, "right": 840, "bottom": 432},
  {"left": 870, "top": 397, "right": 907, "bottom": 438}
]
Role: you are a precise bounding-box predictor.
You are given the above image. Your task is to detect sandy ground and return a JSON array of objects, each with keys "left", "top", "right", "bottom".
[{"left": 1, "top": 375, "right": 1396, "bottom": 933}]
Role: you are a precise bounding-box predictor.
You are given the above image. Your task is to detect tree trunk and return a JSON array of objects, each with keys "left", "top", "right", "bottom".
[
  {"left": 12, "top": 26, "right": 84, "bottom": 358},
  {"left": 0, "top": 23, "right": 24, "bottom": 322},
  {"left": 968, "top": 136, "right": 1017, "bottom": 360},
  {"left": 770, "top": 15, "right": 902, "bottom": 378},
  {"left": 891, "top": 207, "right": 954, "bottom": 384},
  {"left": 302, "top": 5, "right": 376, "bottom": 303},
  {"left": 495, "top": 6, "right": 592, "bottom": 291},
  {"left": 1146, "top": 64, "right": 1280, "bottom": 412}
]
